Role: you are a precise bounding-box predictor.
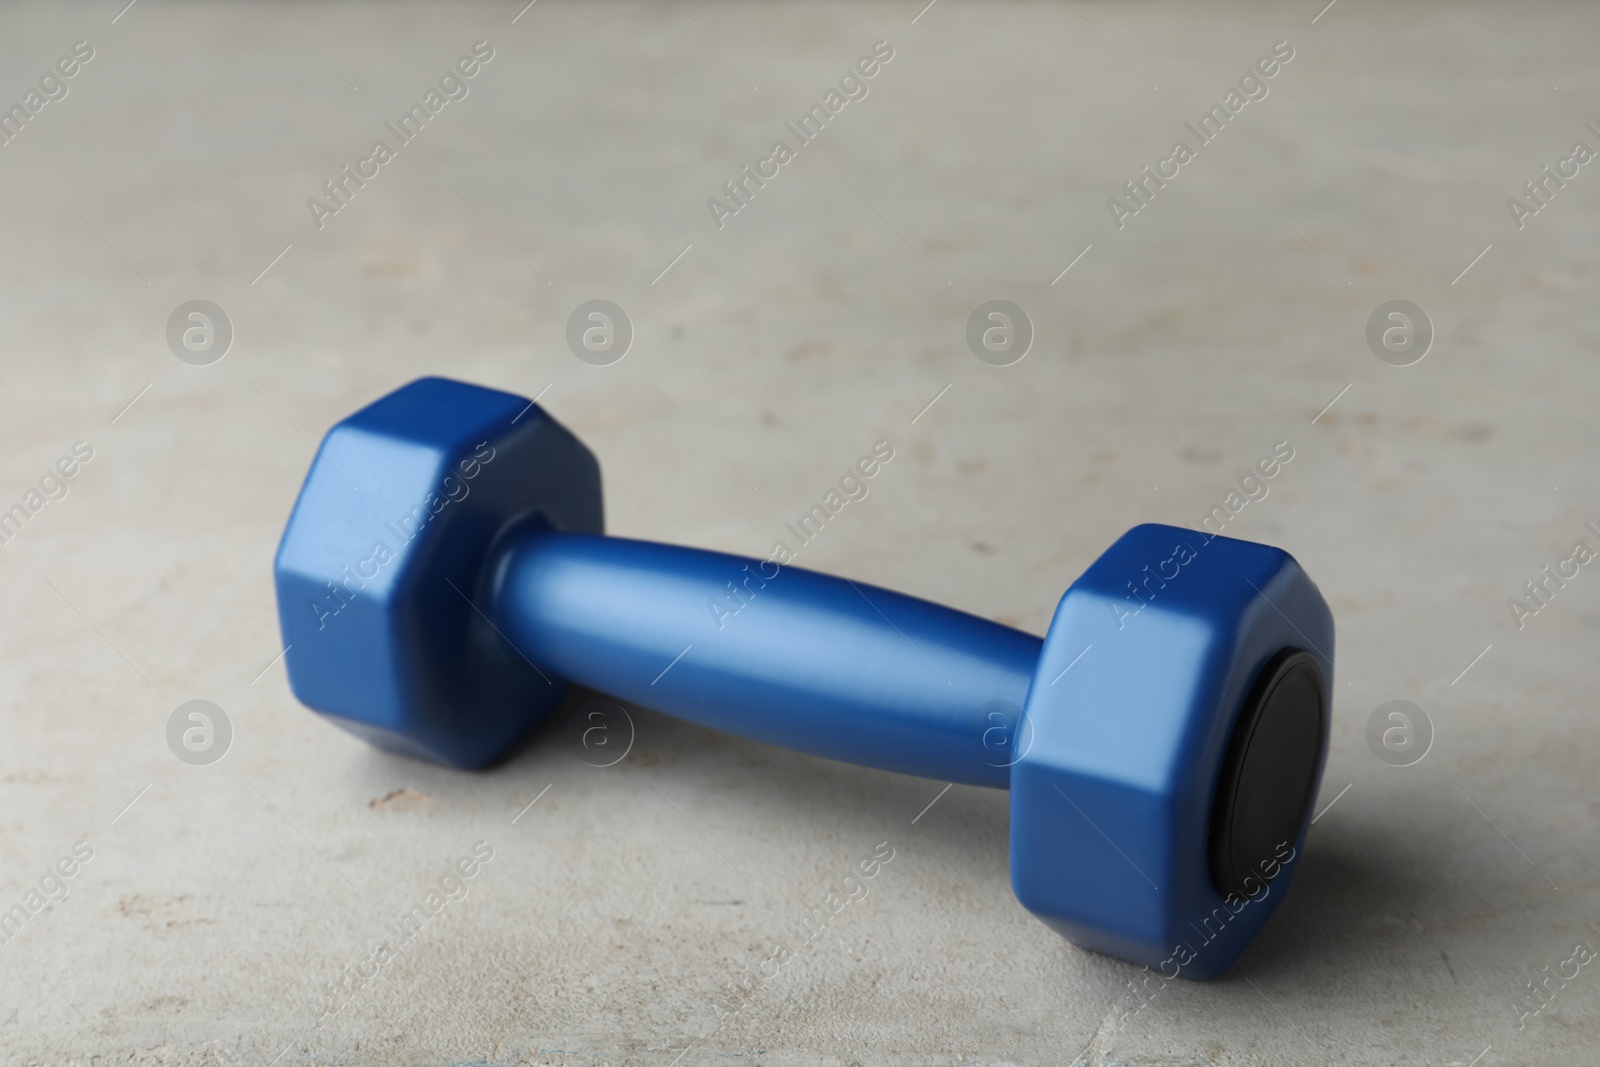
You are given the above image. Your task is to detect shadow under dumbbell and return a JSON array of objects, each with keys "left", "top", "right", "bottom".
[
  {"left": 1227, "top": 813, "right": 1442, "bottom": 986},
  {"left": 494, "top": 683, "right": 1013, "bottom": 887},
  {"left": 484, "top": 688, "right": 1439, "bottom": 990}
]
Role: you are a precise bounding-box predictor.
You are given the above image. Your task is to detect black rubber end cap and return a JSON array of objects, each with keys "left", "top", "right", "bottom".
[{"left": 1209, "top": 649, "right": 1326, "bottom": 898}]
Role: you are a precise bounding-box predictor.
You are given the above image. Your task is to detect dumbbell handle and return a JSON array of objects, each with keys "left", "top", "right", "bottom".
[{"left": 493, "top": 530, "right": 1042, "bottom": 788}]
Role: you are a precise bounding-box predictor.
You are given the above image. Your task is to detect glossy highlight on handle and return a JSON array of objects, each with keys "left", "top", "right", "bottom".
[{"left": 493, "top": 530, "right": 1042, "bottom": 787}]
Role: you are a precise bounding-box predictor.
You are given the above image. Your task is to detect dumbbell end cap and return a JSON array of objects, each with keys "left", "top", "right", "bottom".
[
  {"left": 273, "top": 377, "right": 603, "bottom": 768},
  {"left": 1208, "top": 648, "right": 1325, "bottom": 901},
  {"left": 1010, "top": 524, "right": 1332, "bottom": 979}
]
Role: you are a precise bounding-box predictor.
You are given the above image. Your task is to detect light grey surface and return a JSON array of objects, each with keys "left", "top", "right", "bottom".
[{"left": 1, "top": 1, "right": 1597, "bottom": 1064}]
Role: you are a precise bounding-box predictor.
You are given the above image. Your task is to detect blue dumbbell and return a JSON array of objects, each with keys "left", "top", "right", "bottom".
[{"left": 275, "top": 377, "right": 1333, "bottom": 978}]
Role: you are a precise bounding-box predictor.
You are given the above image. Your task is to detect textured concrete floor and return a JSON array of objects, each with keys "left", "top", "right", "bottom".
[{"left": 1, "top": 1, "right": 1599, "bottom": 1064}]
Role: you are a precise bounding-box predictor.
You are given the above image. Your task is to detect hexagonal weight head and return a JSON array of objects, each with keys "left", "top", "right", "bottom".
[
  {"left": 273, "top": 377, "right": 603, "bottom": 768},
  {"left": 1012, "top": 524, "right": 1333, "bottom": 978}
]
